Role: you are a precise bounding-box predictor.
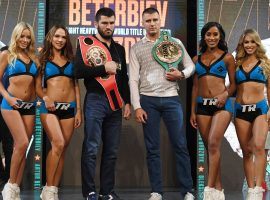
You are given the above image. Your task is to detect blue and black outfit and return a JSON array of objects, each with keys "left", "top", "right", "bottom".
[
  {"left": 40, "top": 61, "right": 76, "bottom": 119},
  {"left": 195, "top": 52, "right": 233, "bottom": 115},
  {"left": 1, "top": 58, "right": 38, "bottom": 115},
  {"left": 74, "top": 35, "right": 130, "bottom": 198},
  {"left": 235, "top": 61, "right": 268, "bottom": 122}
]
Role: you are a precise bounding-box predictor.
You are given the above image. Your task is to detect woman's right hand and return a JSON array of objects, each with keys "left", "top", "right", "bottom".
[
  {"left": 7, "top": 96, "right": 22, "bottom": 109},
  {"left": 190, "top": 112, "right": 198, "bottom": 129},
  {"left": 43, "top": 96, "right": 55, "bottom": 111}
]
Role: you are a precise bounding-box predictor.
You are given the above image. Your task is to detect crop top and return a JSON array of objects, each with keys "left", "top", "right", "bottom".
[
  {"left": 44, "top": 61, "right": 74, "bottom": 82},
  {"left": 7, "top": 59, "right": 38, "bottom": 78},
  {"left": 195, "top": 52, "right": 227, "bottom": 79},
  {"left": 235, "top": 61, "right": 266, "bottom": 84}
]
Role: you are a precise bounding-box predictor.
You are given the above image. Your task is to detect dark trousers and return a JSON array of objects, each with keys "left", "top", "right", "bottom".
[
  {"left": 81, "top": 93, "right": 122, "bottom": 197},
  {"left": 140, "top": 95, "right": 193, "bottom": 195},
  {"left": 0, "top": 112, "right": 13, "bottom": 182}
]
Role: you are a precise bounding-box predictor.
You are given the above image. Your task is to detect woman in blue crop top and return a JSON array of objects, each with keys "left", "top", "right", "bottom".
[
  {"left": 234, "top": 29, "right": 270, "bottom": 199},
  {"left": 190, "top": 22, "right": 236, "bottom": 200},
  {"left": 36, "top": 25, "right": 82, "bottom": 200},
  {"left": 0, "top": 22, "right": 38, "bottom": 200}
]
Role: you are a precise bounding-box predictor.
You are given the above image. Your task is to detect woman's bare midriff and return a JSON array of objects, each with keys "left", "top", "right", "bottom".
[
  {"left": 8, "top": 75, "right": 36, "bottom": 101},
  {"left": 236, "top": 82, "right": 265, "bottom": 104},
  {"left": 45, "top": 76, "right": 75, "bottom": 102},
  {"left": 197, "top": 76, "right": 227, "bottom": 97}
]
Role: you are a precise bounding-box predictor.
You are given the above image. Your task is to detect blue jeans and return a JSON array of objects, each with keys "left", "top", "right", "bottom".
[
  {"left": 140, "top": 95, "right": 193, "bottom": 195},
  {"left": 81, "top": 93, "right": 122, "bottom": 197}
]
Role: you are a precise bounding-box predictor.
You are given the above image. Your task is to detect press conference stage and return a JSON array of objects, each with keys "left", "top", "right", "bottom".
[{"left": 1, "top": 188, "right": 267, "bottom": 200}]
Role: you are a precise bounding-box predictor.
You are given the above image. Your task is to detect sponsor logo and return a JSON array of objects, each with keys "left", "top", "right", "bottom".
[
  {"left": 241, "top": 104, "right": 256, "bottom": 112},
  {"left": 55, "top": 103, "right": 71, "bottom": 110},
  {"left": 202, "top": 98, "right": 217, "bottom": 106}
]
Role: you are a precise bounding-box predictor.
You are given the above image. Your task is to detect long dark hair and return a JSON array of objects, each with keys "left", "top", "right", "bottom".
[
  {"left": 39, "top": 25, "right": 73, "bottom": 70},
  {"left": 199, "top": 22, "right": 228, "bottom": 53}
]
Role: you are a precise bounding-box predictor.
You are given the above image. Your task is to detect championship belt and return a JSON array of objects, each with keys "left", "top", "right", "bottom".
[
  {"left": 152, "top": 31, "right": 184, "bottom": 71},
  {"left": 78, "top": 36, "right": 123, "bottom": 111}
]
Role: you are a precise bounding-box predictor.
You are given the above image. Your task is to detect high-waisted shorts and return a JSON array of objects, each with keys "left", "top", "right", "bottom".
[
  {"left": 196, "top": 96, "right": 233, "bottom": 116},
  {"left": 1, "top": 94, "right": 36, "bottom": 115},
  {"left": 234, "top": 99, "right": 268, "bottom": 122},
  {"left": 39, "top": 101, "right": 76, "bottom": 120}
]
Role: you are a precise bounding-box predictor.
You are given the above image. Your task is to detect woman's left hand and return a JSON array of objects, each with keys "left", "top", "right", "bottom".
[
  {"left": 74, "top": 110, "right": 82, "bottom": 128},
  {"left": 214, "top": 91, "right": 229, "bottom": 108}
]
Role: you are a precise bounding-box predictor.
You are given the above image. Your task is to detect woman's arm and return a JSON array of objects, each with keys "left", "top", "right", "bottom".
[
  {"left": 215, "top": 53, "right": 236, "bottom": 107},
  {"left": 0, "top": 51, "right": 10, "bottom": 99},
  {"left": 266, "top": 76, "right": 270, "bottom": 128},
  {"left": 35, "top": 64, "right": 55, "bottom": 111},
  {"left": 225, "top": 53, "right": 236, "bottom": 97},
  {"left": 190, "top": 56, "right": 198, "bottom": 129},
  {"left": 74, "top": 79, "right": 82, "bottom": 128},
  {"left": 0, "top": 51, "right": 20, "bottom": 108}
]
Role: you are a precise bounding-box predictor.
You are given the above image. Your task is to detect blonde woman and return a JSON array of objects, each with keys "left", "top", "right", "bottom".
[
  {"left": 0, "top": 22, "right": 38, "bottom": 199},
  {"left": 234, "top": 29, "right": 270, "bottom": 200},
  {"left": 37, "top": 25, "right": 81, "bottom": 200}
]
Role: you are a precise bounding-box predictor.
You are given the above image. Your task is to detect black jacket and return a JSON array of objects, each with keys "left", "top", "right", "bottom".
[{"left": 74, "top": 35, "right": 130, "bottom": 104}]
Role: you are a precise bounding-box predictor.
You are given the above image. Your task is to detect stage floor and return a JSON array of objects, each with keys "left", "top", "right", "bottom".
[{"left": 0, "top": 188, "right": 269, "bottom": 200}]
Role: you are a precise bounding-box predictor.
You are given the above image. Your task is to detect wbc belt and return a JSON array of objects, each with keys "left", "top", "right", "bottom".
[
  {"left": 152, "top": 31, "right": 184, "bottom": 71},
  {"left": 78, "top": 36, "right": 123, "bottom": 111}
]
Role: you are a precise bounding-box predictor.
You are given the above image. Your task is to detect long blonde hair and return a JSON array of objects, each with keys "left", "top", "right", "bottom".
[
  {"left": 236, "top": 29, "right": 270, "bottom": 77},
  {"left": 8, "top": 22, "right": 36, "bottom": 65}
]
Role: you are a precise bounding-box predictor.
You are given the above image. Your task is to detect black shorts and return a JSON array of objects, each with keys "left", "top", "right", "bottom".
[
  {"left": 40, "top": 101, "right": 76, "bottom": 120},
  {"left": 196, "top": 96, "right": 232, "bottom": 116}
]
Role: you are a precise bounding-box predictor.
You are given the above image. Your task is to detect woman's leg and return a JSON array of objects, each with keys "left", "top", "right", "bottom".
[
  {"left": 235, "top": 118, "right": 254, "bottom": 188},
  {"left": 53, "top": 118, "right": 75, "bottom": 186},
  {"left": 207, "top": 111, "right": 231, "bottom": 188},
  {"left": 252, "top": 115, "right": 268, "bottom": 187},
  {"left": 15, "top": 115, "right": 35, "bottom": 185},
  {"left": 1, "top": 110, "right": 29, "bottom": 184},
  {"left": 197, "top": 114, "right": 223, "bottom": 189},
  {"left": 41, "top": 114, "right": 64, "bottom": 186}
]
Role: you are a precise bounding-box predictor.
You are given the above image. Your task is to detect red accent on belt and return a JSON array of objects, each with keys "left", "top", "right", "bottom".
[{"left": 78, "top": 36, "right": 123, "bottom": 111}]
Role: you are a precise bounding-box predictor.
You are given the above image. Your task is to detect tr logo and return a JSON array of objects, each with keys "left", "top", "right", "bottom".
[
  {"left": 18, "top": 102, "right": 34, "bottom": 109},
  {"left": 55, "top": 103, "right": 71, "bottom": 110},
  {"left": 202, "top": 98, "right": 217, "bottom": 106},
  {"left": 241, "top": 104, "right": 256, "bottom": 112}
]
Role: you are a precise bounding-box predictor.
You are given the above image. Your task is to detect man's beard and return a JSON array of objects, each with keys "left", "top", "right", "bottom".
[{"left": 97, "top": 26, "right": 114, "bottom": 40}]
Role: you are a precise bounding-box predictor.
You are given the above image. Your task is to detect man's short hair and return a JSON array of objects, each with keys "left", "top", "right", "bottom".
[
  {"left": 95, "top": 7, "right": 115, "bottom": 22},
  {"left": 142, "top": 7, "right": 159, "bottom": 16}
]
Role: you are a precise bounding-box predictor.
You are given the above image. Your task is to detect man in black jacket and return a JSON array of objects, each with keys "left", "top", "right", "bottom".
[{"left": 74, "top": 7, "right": 131, "bottom": 200}]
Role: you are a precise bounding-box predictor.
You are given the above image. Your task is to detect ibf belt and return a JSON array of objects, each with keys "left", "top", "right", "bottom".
[
  {"left": 78, "top": 36, "right": 123, "bottom": 111},
  {"left": 152, "top": 31, "right": 184, "bottom": 71}
]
